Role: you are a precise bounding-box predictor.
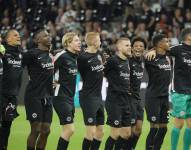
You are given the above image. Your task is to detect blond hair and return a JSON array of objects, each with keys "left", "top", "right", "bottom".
[
  {"left": 85, "top": 32, "right": 100, "bottom": 46},
  {"left": 62, "top": 32, "right": 78, "bottom": 48}
]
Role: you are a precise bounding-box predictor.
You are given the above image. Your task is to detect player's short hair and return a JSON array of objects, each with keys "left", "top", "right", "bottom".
[
  {"left": 152, "top": 34, "right": 166, "bottom": 47},
  {"left": 34, "top": 29, "right": 46, "bottom": 40},
  {"left": 85, "top": 32, "right": 99, "bottom": 46},
  {"left": 180, "top": 28, "right": 191, "bottom": 41},
  {"left": 131, "top": 37, "right": 147, "bottom": 49},
  {"left": 2, "top": 29, "right": 17, "bottom": 43},
  {"left": 62, "top": 32, "right": 78, "bottom": 48},
  {"left": 116, "top": 37, "right": 130, "bottom": 45}
]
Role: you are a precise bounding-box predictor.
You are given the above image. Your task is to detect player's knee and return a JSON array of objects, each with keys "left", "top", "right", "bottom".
[
  {"left": 186, "top": 119, "right": 191, "bottom": 128},
  {"left": 86, "top": 127, "right": 96, "bottom": 139},
  {"left": 121, "top": 130, "right": 131, "bottom": 139},
  {"left": 40, "top": 125, "right": 51, "bottom": 136},
  {"left": 67, "top": 127, "right": 75, "bottom": 136},
  {"left": 30, "top": 129, "right": 40, "bottom": 138},
  {"left": 174, "top": 121, "right": 184, "bottom": 129},
  {"left": 31, "top": 124, "right": 41, "bottom": 136},
  {"left": 96, "top": 129, "right": 104, "bottom": 139}
]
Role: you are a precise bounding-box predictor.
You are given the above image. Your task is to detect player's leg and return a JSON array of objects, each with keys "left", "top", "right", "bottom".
[
  {"left": 183, "top": 118, "right": 191, "bottom": 150},
  {"left": 0, "top": 120, "right": 12, "bottom": 150},
  {"left": 126, "top": 100, "right": 144, "bottom": 149},
  {"left": 115, "top": 126, "right": 131, "bottom": 150},
  {"left": 81, "top": 100, "right": 97, "bottom": 150},
  {"left": 92, "top": 105, "right": 104, "bottom": 150},
  {"left": 104, "top": 101, "right": 121, "bottom": 150},
  {"left": 145, "top": 97, "right": 160, "bottom": 150},
  {"left": 27, "top": 121, "right": 42, "bottom": 150},
  {"left": 57, "top": 124, "right": 75, "bottom": 150},
  {"left": 0, "top": 95, "right": 18, "bottom": 150},
  {"left": 131, "top": 119, "right": 143, "bottom": 149},
  {"left": 36, "top": 98, "right": 53, "bottom": 150},
  {"left": 171, "top": 92, "right": 187, "bottom": 150},
  {"left": 153, "top": 96, "right": 169, "bottom": 150},
  {"left": 183, "top": 96, "right": 191, "bottom": 150},
  {"left": 36, "top": 123, "right": 51, "bottom": 150},
  {"left": 53, "top": 96, "right": 75, "bottom": 150},
  {"left": 171, "top": 118, "right": 184, "bottom": 150},
  {"left": 105, "top": 127, "right": 120, "bottom": 150},
  {"left": 25, "top": 98, "right": 43, "bottom": 150},
  {"left": 115, "top": 103, "right": 131, "bottom": 150}
]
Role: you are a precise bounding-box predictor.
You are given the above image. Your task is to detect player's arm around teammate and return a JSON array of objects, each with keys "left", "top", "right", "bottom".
[
  {"left": 77, "top": 32, "right": 105, "bottom": 150},
  {"left": 145, "top": 34, "right": 171, "bottom": 150},
  {"left": 53, "top": 32, "right": 81, "bottom": 150},
  {"left": 145, "top": 29, "right": 191, "bottom": 150},
  {"left": 104, "top": 37, "right": 132, "bottom": 150}
]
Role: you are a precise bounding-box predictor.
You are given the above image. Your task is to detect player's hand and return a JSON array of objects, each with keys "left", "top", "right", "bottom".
[{"left": 144, "top": 48, "right": 156, "bottom": 61}]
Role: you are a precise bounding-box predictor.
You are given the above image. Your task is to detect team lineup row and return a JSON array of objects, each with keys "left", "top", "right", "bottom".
[{"left": 0, "top": 28, "right": 191, "bottom": 150}]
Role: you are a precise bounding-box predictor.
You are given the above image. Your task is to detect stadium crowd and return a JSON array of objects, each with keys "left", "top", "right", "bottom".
[{"left": 0, "top": 0, "right": 191, "bottom": 51}]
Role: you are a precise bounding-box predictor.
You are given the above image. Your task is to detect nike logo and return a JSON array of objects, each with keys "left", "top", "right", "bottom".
[{"left": 88, "top": 59, "right": 93, "bottom": 63}]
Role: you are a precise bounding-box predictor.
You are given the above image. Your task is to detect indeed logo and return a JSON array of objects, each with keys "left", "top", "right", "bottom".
[
  {"left": 158, "top": 64, "right": 171, "bottom": 70},
  {"left": 133, "top": 71, "right": 143, "bottom": 78},
  {"left": 42, "top": 63, "right": 54, "bottom": 69},
  {"left": 8, "top": 58, "right": 21, "bottom": 65},
  {"left": 91, "top": 65, "right": 104, "bottom": 72},
  {"left": 183, "top": 57, "right": 191, "bottom": 64},
  {"left": 120, "top": 71, "right": 130, "bottom": 79},
  {"left": 69, "top": 68, "right": 77, "bottom": 74}
]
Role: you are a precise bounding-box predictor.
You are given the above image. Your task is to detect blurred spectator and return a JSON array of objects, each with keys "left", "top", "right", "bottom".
[{"left": 0, "top": 0, "right": 189, "bottom": 52}]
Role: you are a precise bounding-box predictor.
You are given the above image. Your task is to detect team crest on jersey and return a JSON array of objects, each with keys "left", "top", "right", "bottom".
[
  {"left": 32, "top": 113, "right": 37, "bottom": 118},
  {"left": 131, "top": 119, "right": 136, "bottom": 124},
  {"left": 151, "top": 116, "right": 156, "bottom": 122},
  {"left": 88, "top": 117, "right": 93, "bottom": 123},
  {"left": 114, "top": 120, "right": 119, "bottom": 125},
  {"left": 180, "top": 111, "right": 185, "bottom": 116},
  {"left": 66, "top": 116, "right": 72, "bottom": 122}
]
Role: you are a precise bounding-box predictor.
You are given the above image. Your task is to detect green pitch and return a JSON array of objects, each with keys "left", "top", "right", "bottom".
[{"left": 8, "top": 106, "right": 184, "bottom": 150}]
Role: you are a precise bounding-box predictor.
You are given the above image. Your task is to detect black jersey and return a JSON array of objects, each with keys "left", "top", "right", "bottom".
[
  {"left": 104, "top": 55, "right": 130, "bottom": 93},
  {"left": 54, "top": 49, "right": 78, "bottom": 103},
  {"left": 129, "top": 57, "right": 144, "bottom": 100},
  {"left": 77, "top": 51, "right": 104, "bottom": 100},
  {"left": 145, "top": 54, "right": 171, "bottom": 97},
  {"left": 2, "top": 44, "right": 23, "bottom": 96},
  {"left": 23, "top": 48, "right": 54, "bottom": 99},
  {"left": 169, "top": 44, "right": 191, "bottom": 94}
]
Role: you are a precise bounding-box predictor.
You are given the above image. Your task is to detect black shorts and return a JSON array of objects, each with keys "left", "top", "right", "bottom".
[
  {"left": 131, "top": 97, "right": 144, "bottom": 125},
  {"left": 145, "top": 96, "right": 169, "bottom": 124},
  {"left": 25, "top": 97, "right": 53, "bottom": 123},
  {"left": 80, "top": 99, "right": 104, "bottom": 126},
  {"left": 53, "top": 96, "right": 75, "bottom": 125},
  {"left": 1, "top": 95, "right": 19, "bottom": 121},
  {"left": 105, "top": 92, "right": 131, "bottom": 128}
]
